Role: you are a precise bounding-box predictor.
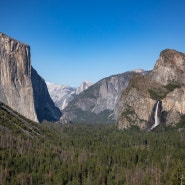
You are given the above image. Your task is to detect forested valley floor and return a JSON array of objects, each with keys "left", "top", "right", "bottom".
[{"left": 0, "top": 103, "right": 185, "bottom": 185}]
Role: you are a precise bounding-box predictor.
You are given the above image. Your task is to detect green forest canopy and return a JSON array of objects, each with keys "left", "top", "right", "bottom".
[{"left": 0, "top": 103, "right": 185, "bottom": 185}]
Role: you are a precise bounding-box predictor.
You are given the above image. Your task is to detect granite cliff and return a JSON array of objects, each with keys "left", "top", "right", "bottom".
[
  {"left": 150, "top": 49, "right": 185, "bottom": 85},
  {"left": 0, "top": 33, "right": 61, "bottom": 122},
  {"left": 62, "top": 70, "right": 146, "bottom": 124},
  {"left": 31, "top": 68, "right": 61, "bottom": 122},
  {"left": 117, "top": 49, "right": 185, "bottom": 130}
]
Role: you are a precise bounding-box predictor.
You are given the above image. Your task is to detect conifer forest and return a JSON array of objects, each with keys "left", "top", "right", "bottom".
[{"left": 0, "top": 104, "right": 185, "bottom": 185}]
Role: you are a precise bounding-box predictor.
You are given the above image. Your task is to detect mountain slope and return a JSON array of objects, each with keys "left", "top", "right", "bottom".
[
  {"left": 117, "top": 49, "right": 185, "bottom": 130},
  {"left": 47, "top": 81, "right": 93, "bottom": 110},
  {"left": 62, "top": 70, "right": 146, "bottom": 124},
  {"left": 0, "top": 32, "right": 61, "bottom": 122},
  {"left": 0, "top": 102, "right": 45, "bottom": 138}
]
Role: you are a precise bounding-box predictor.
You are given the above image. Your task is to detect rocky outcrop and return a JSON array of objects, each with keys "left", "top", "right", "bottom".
[
  {"left": 150, "top": 49, "right": 185, "bottom": 85},
  {"left": 162, "top": 87, "right": 185, "bottom": 125},
  {"left": 0, "top": 32, "right": 61, "bottom": 122},
  {"left": 62, "top": 70, "right": 146, "bottom": 124},
  {"left": 117, "top": 49, "right": 185, "bottom": 130},
  {"left": 117, "top": 74, "right": 158, "bottom": 129}
]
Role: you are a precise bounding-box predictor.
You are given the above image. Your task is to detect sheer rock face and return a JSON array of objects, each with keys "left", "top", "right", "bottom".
[
  {"left": 0, "top": 33, "right": 61, "bottom": 122},
  {"left": 31, "top": 68, "right": 61, "bottom": 122},
  {"left": 150, "top": 49, "right": 185, "bottom": 85},
  {"left": 117, "top": 49, "right": 185, "bottom": 129},
  {"left": 62, "top": 71, "right": 146, "bottom": 124},
  {"left": 0, "top": 33, "right": 38, "bottom": 122},
  {"left": 162, "top": 87, "right": 185, "bottom": 125},
  {"left": 150, "top": 50, "right": 185, "bottom": 125},
  {"left": 117, "top": 75, "right": 157, "bottom": 129}
]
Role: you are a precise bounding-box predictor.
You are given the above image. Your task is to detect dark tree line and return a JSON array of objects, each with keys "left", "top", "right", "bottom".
[{"left": 0, "top": 106, "right": 185, "bottom": 184}]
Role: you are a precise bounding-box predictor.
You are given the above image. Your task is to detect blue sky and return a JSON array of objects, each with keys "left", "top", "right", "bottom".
[{"left": 1, "top": 0, "right": 185, "bottom": 87}]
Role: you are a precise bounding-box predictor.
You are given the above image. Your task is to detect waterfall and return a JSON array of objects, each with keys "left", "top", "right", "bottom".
[{"left": 149, "top": 101, "right": 160, "bottom": 131}]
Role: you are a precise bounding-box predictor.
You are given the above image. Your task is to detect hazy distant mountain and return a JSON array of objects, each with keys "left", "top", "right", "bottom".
[
  {"left": 47, "top": 81, "right": 93, "bottom": 110},
  {"left": 132, "top": 68, "right": 146, "bottom": 73},
  {"left": 76, "top": 81, "right": 93, "bottom": 95}
]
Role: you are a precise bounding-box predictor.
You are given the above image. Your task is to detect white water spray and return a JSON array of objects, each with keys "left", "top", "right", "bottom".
[{"left": 149, "top": 101, "right": 160, "bottom": 131}]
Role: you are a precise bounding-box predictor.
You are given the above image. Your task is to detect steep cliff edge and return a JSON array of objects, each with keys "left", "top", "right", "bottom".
[
  {"left": 117, "top": 49, "right": 185, "bottom": 130},
  {"left": 150, "top": 49, "right": 185, "bottom": 85},
  {"left": 31, "top": 68, "right": 61, "bottom": 122},
  {"left": 0, "top": 32, "right": 38, "bottom": 122},
  {"left": 0, "top": 32, "right": 61, "bottom": 122}
]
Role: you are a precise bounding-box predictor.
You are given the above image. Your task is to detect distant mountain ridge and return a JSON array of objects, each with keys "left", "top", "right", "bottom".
[
  {"left": 61, "top": 70, "right": 147, "bottom": 124},
  {"left": 47, "top": 81, "right": 93, "bottom": 110}
]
